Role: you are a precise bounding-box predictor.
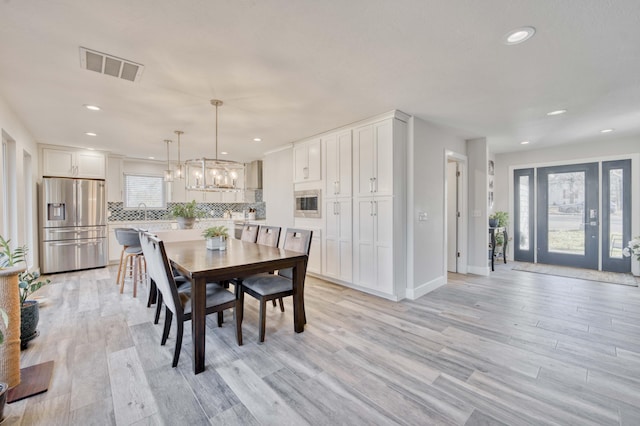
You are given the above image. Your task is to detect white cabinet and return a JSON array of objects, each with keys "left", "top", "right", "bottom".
[
  {"left": 308, "top": 231, "right": 322, "bottom": 275},
  {"left": 324, "top": 130, "right": 352, "bottom": 198},
  {"left": 353, "top": 197, "right": 394, "bottom": 295},
  {"left": 353, "top": 119, "right": 394, "bottom": 197},
  {"left": 323, "top": 199, "right": 352, "bottom": 282},
  {"left": 42, "top": 147, "right": 106, "bottom": 179},
  {"left": 293, "top": 138, "right": 321, "bottom": 183}
]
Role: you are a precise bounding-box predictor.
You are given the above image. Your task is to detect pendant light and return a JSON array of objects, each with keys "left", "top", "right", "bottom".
[
  {"left": 174, "top": 130, "right": 184, "bottom": 180},
  {"left": 164, "top": 139, "right": 173, "bottom": 182},
  {"left": 185, "top": 99, "right": 245, "bottom": 192}
]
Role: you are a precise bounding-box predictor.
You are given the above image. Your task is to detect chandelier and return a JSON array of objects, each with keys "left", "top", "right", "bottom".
[{"left": 185, "top": 99, "right": 245, "bottom": 192}]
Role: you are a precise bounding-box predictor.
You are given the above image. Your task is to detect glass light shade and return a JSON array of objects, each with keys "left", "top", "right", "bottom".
[
  {"left": 174, "top": 163, "right": 184, "bottom": 180},
  {"left": 164, "top": 169, "right": 173, "bottom": 182},
  {"left": 185, "top": 158, "right": 245, "bottom": 192}
]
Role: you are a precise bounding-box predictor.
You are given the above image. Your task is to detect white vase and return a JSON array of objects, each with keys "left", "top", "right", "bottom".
[{"left": 206, "top": 236, "right": 226, "bottom": 251}]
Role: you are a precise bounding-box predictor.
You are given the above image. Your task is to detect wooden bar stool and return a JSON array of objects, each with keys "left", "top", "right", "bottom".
[{"left": 114, "top": 228, "right": 146, "bottom": 297}]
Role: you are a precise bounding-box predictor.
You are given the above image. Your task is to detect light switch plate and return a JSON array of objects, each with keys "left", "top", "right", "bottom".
[{"left": 418, "top": 212, "right": 428, "bottom": 221}]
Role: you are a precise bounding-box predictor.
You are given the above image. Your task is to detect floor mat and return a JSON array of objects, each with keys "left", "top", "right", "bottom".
[{"left": 511, "top": 262, "right": 639, "bottom": 287}]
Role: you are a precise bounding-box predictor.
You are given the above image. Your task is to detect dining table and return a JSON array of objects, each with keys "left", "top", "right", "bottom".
[{"left": 163, "top": 237, "right": 309, "bottom": 374}]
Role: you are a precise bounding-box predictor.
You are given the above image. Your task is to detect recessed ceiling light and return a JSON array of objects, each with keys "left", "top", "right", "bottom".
[
  {"left": 87, "top": 147, "right": 95, "bottom": 151},
  {"left": 84, "top": 104, "right": 101, "bottom": 111},
  {"left": 600, "top": 128, "right": 614, "bottom": 133},
  {"left": 503, "top": 26, "right": 536, "bottom": 45},
  {"left": 85, "top": 132, "right": 97, "bottom": 136},
  {"left": 520, "top": 141, "right": 530, "bottom": 145},
  {"left": 220, "top": 151, "right": 228, "bottom": 155},
  {"left": 253, "top": 138, "right": 262, "bottom": 142},
  {"left": 148, "top": 156, "right": 155, "bottom": 160},
  {"left": 546, "top": 109, "right": 567, "bottom": 116}
]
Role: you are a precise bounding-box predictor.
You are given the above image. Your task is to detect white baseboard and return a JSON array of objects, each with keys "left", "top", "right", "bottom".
[
  {"left": 467, "top": 265, "right": 490, "bottom": 276},
  {"left": 406, "top": 276, "right": 446, "bottom": 300}
]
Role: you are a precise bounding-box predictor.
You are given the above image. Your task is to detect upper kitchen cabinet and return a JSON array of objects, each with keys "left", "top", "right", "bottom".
[
  {"left": 42, "top": 146, "right": 106, "bottom": 179},
  {"left": 323, "top": 130, "right": 352, "bottom": 198},
  {"left": 354, "top": 118, "right": 405, "bottom": 198},
  {"left": 293, "top": 138, "right": 321, "bottom": 183}
]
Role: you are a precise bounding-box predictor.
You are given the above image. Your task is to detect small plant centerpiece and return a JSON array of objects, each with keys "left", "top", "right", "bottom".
[
  {"left": 623, "top": 237, "right": 640, "bottom": 276},
  {"left": 170, "top": 200, "right": 204, "bottom": 229},
  {"left": 489, "top": 211, "right": 508, "bottom": 228},
  {"left": 203, "top": 226, "right": 229, "bottom": 251}
]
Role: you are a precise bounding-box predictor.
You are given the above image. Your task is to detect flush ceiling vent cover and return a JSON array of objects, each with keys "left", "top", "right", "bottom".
[{"left": 79, "top": 47, "right": 144, "bottom": 82}]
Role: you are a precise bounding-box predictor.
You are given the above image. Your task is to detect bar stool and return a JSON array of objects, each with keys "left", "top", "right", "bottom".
[{"left": 114, "top": 228, "right": 146, "bottom": 297}]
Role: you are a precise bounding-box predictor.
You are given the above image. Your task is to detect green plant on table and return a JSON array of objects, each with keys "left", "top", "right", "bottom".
[
  {"left": 170, "top": 200, "right": 204, "bottom": 219},
  {"left": 489, "top": 211, "right": 509, "bottom": 228},
  {"left": 202, "top": 226, "right": 229, "bottom": 239}
]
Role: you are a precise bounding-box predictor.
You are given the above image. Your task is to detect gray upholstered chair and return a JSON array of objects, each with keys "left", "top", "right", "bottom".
[
  {"left": 238, "top": 228, "right": 312, "bottom": 342},
  {"left": 139, "top": 231, "right": 242, "bottom": 367},
  {"left": 240, "top": 224, "right": 259, "bottom": 242},
  {"left": 114, "top": 228, "right": 146, "bottom": 297}
]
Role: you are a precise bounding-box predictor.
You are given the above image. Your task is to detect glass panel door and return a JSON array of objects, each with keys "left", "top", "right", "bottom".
[
  {"left": 514, "top": 168, "right": 534, "bottom": 262},
  {"left": 602, "top": 159, "right": 631, "bottom": 272},
  {"left": 537, "top": 163, "right": 599, "bottom": 269}
]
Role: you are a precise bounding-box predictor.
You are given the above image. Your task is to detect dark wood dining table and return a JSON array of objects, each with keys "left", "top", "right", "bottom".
[{"left": 163, "top": 237, "right": 309, "bottom": 374}]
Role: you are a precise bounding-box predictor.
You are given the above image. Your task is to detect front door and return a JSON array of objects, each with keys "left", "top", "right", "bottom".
[{"left": 536, "top": 163, "right": 599, "bottom": 269}]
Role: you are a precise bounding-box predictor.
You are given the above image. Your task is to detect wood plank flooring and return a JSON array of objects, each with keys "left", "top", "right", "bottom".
[{"left": 3, "top": 264, "right": 640, "bottom": 425}]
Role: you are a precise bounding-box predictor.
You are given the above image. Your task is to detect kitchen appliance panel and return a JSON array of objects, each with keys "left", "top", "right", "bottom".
[
  {"left": 40, "top": 177, "right": 77, "bottom": 228},
  {"left": 42, "top": 226, "right": 107, "bottom": 242},
  {"left": 40, "top": 238, "right": 107, "bottom": 274},
  {"left": 76, "top": 179, "right": 106, "bottom": 226}
]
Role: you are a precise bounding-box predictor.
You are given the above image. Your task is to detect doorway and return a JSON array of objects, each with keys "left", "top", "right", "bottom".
[
  {"left": 445, "top": 152, "right": 467, "bottom": 274},
  {"left": 514, "top": 159, "right": 632, "bottom": 272}
]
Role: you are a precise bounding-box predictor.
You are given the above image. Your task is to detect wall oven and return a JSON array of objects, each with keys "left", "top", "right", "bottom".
[{"left": 294, "top": 189, "right": 321, "bottom": 218}]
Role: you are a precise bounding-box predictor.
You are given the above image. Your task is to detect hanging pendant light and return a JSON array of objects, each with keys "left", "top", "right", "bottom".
[
  {"left": 164, "top": 139, "right": 173, "bottom": 182},
  {"left": 174, "top": 130, "right": 184, "bottom": 180},
  {"left": 185, "top": 99, "right": 245, "bottom": 192}
]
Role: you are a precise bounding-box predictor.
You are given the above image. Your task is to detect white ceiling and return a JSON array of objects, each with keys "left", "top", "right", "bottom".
[{"left": 1, "top": 0, "right": 639, "bottom": 163}]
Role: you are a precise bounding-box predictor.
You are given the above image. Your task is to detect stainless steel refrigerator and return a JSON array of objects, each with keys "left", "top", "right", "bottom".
[{"left": 39, "top": 177, "right": 107, "bottom": 274}]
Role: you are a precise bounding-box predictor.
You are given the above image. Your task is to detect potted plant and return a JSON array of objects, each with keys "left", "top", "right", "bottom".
[
  {"left": 489, "top": 211, "right": 508, "bottom": 228},
  {"left": 623, "top": 237, "right": 640, "bottom": 276},
  {"left": 0, "top": 236, "right": 49, "bottom": 349},
  {"left": 203, "top": 226, "right": 229, "bottom": 251},
  {"left": 18, "top": 270, "right": 49, "bottom": 348},
  {"left": 170, "top": 200, "right": 204, "bottom": 229}
]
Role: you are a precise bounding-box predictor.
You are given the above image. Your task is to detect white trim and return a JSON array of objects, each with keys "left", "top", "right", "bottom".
[
  {"left": 263, "top": 144, "right": 293, "bottom": 156},
  {"left": 444, "top": 150, "right": 468, "bottom": 275},
  {"left": 406, "top": 275, "right": 446, "bottom": 300},
  {"left": 467, "top": 265, "right": 490, "bottom": 276}
]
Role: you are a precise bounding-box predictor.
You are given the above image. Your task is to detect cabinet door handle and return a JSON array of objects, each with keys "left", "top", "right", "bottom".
[
  {"left": 303, "top": 166, "right": 309, "bottom": 179},
  {"left": 372, "top": 177, "right": 377, "bottom": 193},
  {"left": 369, "top": 177, "right": 374, "bottom": 193},
  {"left": 334, "top": 181, "right": 339, "bottom": 195},
  {"left": 374, "top": 201, "right": 378, "bottom": 216},
  {"left": 335, "top": 202, "right": 340, "bottom": 215},
  {"left": 370, "top": 201, "right": 374, "bottom": 216}
]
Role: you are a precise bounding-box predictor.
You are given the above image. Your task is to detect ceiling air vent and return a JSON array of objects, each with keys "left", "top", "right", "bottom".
[{"left": 79, "top": 47, "right": 144, "bottom": 82}]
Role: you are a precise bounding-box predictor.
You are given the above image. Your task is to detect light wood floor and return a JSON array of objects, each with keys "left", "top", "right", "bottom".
[{"left": 3, "top": 264, "right": 640, "bottom": 425}]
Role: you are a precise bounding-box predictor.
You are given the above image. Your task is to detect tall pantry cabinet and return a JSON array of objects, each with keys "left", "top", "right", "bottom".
[{"left": 352, "top": 113, "right": 408, "bottom": 299}]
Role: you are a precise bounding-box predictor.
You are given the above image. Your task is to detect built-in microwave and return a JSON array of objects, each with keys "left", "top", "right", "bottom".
[{"left": 294, "top": 189, "right": 321, "bottom": 218}]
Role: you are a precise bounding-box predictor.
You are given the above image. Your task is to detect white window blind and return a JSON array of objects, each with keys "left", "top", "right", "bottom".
[{"left": 124, "top": 174, "right": 165, "bottom": 208}]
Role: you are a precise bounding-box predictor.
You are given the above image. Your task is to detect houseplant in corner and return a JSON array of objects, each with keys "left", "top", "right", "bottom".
[
  {"left": 170, "top": 200, "right": 204, "bottom": 229},
  {"left": 623, "top": 237, "right": 640, "bottom": 276},
  {"left": 489, "top": 211, "right": 508, "bottom": 228},
  {"left": 203, "top": 226, "right": 229, "bottom": 251},
  {"left": 18, "top": 270, "right": 50, "bottom": 348}
]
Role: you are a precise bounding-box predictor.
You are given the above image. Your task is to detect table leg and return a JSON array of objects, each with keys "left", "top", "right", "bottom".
[
  {"left": 192, "top": 277, "right": 206, "bottom": 374},
  {"left": 293, "top": 258, "right": 306, "bottom": 333}
]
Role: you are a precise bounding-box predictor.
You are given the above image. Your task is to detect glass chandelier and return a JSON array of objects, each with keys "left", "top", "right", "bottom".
[
  {"left": 174, "top": 130, "right": 184, "bottom": 180},
  {"left": 185, "top": 99, "right": 245, "bottom": 192},
  {"left": 163, "top": 139, "right": 173, "bottom": 182}
]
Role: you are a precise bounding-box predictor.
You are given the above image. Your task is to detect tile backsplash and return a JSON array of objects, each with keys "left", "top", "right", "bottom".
[{"left": 108, "top": 190, "right": 265, "bottom": 222}]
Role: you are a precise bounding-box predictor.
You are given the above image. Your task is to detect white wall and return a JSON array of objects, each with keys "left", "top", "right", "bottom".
[
  {"left": 0, "top": 94, "right": 40, "bottom": 268},
  {"left": 466, "top": 138, "right": 489, "bottom": 276},
  {"left": 263, "top": 147, "right": 294, "bottom": 229},
  {"left": 406, "top": 117, "right": 467, "bottom": 299}
]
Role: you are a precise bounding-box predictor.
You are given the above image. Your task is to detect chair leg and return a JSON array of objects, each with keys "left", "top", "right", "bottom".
[
  {"left": 172, "top": 320, "right": 183, "bottom": 368},
  {"left": 116, "top": 247, "right": 126, "bottom": 286},
  {"left": 132, "top": 256, "right": 139, "bottom": 298},
  {"left": 278, "top": 298, "right": 285, "bottom": 312},
  {"left": 154, "top": 291, "right": 163, "bottom": 325},
  {"left": 147, "top": 279, "right": 157, "bottom": 308},
  {"left": 259, "top": 299, "right": 267, "bottom": 343},
  {"left": 217, "top": 311, "right": 223, "bottom": 327},
  {"left": 272, "top": 299, "right": 277, "bottom": 307},
  {"left": 235, "top": 301, "right": 243, "bottom": 346},
  {"left": 120, "top": 254, "right": 132, "bottom": 294},
  {"left": 161, "top": 308, "right": 172, "bottom": 345}
]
